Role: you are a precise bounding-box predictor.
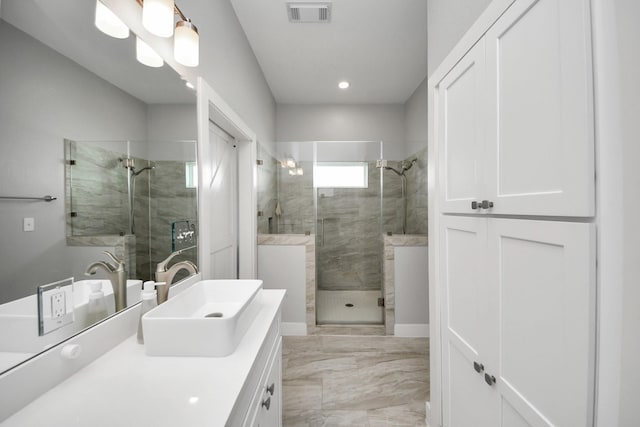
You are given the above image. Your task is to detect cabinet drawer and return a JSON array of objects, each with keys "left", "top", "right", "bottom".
[
  {"left": 226, "top": 315, "right": 280, "bottom": 426},
  {"left": 244, "top": 338, "right": 282, "bottom": 427}
]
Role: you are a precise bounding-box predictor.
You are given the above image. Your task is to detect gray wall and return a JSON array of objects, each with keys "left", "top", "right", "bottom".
[
  {"left": 276, "top": 104, "right": 406, "bottom": 160},
  {"left": 0, "top": 21, "right": 147, "bottom": 303},
  {"left": 615, "top": 0, "right": 640, "bottom": 423},
  {"left": 427, "top": 0, "right": 492, "bottom": 76},
  {"left": 165, "top": 0, "right": 276, "bottom": 153}
]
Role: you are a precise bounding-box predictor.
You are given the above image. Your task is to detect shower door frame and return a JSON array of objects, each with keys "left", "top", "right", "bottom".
[{"left": 312, "top": 140, "right": 385, "bottom": 326}]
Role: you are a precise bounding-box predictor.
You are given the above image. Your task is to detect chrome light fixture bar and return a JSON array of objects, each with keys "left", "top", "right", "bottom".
[{"left": 95, "top": 0, "right": 199, "bottom": 68}]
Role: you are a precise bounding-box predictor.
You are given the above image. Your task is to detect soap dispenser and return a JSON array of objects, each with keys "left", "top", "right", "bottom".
[
  {"left": 86, "top": 280, "right": 108, "bottom": 326},
  {"left": 137, "top": 281, "right": 157, "bottom": 344}
]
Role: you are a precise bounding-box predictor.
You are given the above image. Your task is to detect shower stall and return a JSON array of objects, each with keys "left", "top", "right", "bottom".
[
  {"left": 257, "top": 140, "right": 427, "bottom": 326},
  {"left": 314, "top": 141, "right": 384, "bottom": 325},
  {"left": 65, "top": 139, "right": 198, "bottom": 281}
]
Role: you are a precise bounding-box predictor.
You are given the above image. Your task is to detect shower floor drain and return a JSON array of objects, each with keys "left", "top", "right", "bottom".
[{"left": 345, "top": 303, "right": 354, "bottom": 308}]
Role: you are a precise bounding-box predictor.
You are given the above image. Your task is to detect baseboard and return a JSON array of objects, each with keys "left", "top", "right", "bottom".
[
  {"left": 394, "top": 323, "right": 430, "bottom": 337},
  {"left": 281, "top": 322, "right": 307, "bottom": 336}
]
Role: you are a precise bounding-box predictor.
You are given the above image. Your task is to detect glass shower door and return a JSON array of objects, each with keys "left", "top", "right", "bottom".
[{"left": 314, "top": 141, "right": 384, "bottom": 325}]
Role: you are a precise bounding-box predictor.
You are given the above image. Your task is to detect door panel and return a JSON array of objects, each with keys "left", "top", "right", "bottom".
[
  {"left": 489, "top": 219, "right": 595, "bottom": 426},
  {"left": 485, "top": 0, "right": 594, "bottom": 216},
  {"left": 440, "top": 215, "right": 495, "bottom": 426},
  {"left": 438, "top": 39, "right": 485, "bottom": 213},
  {"left": 207, "top": 123, "right": 238, "bottom": 279}
]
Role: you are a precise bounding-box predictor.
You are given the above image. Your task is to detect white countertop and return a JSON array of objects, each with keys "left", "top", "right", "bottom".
[{"left": 2, "top": 290, "right": 285, "bottom": 427}]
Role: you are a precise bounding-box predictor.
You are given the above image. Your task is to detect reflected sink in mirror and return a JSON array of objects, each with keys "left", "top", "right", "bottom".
[
  {"left": 142, "top": 280, "right": 263, "bottom": 357},
  {"left": 0, "top": 279, "right": 141, "bottom": 372}
]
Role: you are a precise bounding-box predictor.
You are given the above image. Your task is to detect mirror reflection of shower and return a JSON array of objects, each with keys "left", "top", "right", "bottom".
[
  {"left": 120, "top": 157, "right": 155, "bottom": 235},
  {"left": 376, "top": 158, "right": 417, "bottom": 235}
]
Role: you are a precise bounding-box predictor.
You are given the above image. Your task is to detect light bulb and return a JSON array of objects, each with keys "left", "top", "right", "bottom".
[
  {"left": 142, "top": 0, "right": 175, "bottom": 38},
  {"left": 174, "top": 20, "right": 199, "bottom": 67},
  {"left": 136, "top": 37, "right": 163, "bottom": 68},
  {"left": 338, "top": 81, "right": 350, "bottom": 89},
  {"left": 95, "top": 0, "right": 129, "bottom": 39}
]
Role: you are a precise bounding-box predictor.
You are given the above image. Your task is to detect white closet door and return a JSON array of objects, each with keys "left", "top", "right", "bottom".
[
  {"left": 437, "top": 39, "right": 486, "bottom": 213},
  {"left": 488, "top": 219, "right": 595, "bottom": 426},
  {"left": 485, "top": 0, "right": 594, "bottom": 216},
  {"left": 205, "top": 123, "right": 238, "bottom": 279},
  {"left": 440, "top": 215, "right": 496, "bottom": 426}
]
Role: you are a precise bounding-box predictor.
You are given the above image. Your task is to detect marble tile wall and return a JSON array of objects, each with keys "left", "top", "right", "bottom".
[
  {"left": 259, "top": 149, "right": 427, "bottom": 293},
  {"left": 65, "top": 142, "right": 196, "bottom": 282},
  {"left": 316, "top": 161, "right": 383, "bottom": 291},
  {"left": 148, "top": 161, "right": 197, "bottom": 282},
  {"left": 277, "top": 160, "right": 315, "bottom": 235},
  {"left": 405, "top": 147, "right": 428, "bottom": 235},
  {"left": 257, "top": 144, "right": 278, "bottom": 235},
  {"left": 65, "top": 141, "right": 128, "bottom": 237}
]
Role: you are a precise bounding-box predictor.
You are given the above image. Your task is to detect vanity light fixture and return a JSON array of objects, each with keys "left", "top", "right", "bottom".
[
  {"left": 136, "top": 37, "right": 164, "bottom": 67},
  {"left": 338, "top": 81, "right": 350, "bottom": 89},
  {"left": 174, "top": 19, "right": 199, "bottom": 67},
  {"left": 94, "top": 0, "right": 130, "bottom": 39},
  {"left": 95, "top": 0, "right": 199, "bottom": 68},
  {"left": 142, "top": 0, "right": 175, "bottom": 38}
]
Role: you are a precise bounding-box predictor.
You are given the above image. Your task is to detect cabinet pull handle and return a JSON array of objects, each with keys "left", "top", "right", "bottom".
[
  {"left": 484, "top": 373, "right": 496, "bottom": 386},
  {"left": 266, "top": 383, "right": 275, "bottom": 396},
  {"left": 261, "top": 396, "right": 271, "bottom": 410},
  {"left": 473, "top": 361, "right": 484, "bottom": 373},
  {"left": 481, "top": 200, "right": 494, "bottom": 209},
  {"left": 471, "top": 201, "right": 480, "bottom": 210}
]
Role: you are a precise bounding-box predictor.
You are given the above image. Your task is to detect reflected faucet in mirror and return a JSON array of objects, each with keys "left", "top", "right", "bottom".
[
  {"left": 85, "top": 251, "right": 128, "bottom": 311},
  {"left": 155, "top": 247, "right": 199, "bottom": 304}
]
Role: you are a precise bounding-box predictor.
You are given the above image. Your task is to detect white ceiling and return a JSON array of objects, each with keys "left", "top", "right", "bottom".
[
  {"left": 1, "top": 0, "right": 195, "bottom": 105},
  {"left": 230, "top": 0, "right": 428, "bottom": 105}
]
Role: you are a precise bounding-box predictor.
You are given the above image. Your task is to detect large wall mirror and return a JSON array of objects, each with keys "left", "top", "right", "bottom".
[{"left": 0, "top": 0, "right": 197, "bottom": 374}]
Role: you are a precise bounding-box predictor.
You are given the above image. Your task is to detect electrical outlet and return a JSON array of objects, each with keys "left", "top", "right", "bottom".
[
  {"left": 38, "top": 278, "right": 74, "bottom": 336},
  {"left": 51, "top": 290, "right": 66, "bottom": 319}
]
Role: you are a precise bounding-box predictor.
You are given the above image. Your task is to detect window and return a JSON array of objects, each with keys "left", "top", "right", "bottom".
[
  {"left": 185, "top": 162, "right": 197, "bottom": 188},
  {"left": 313, "top": 162, "right": 368, "bottom": 188}
]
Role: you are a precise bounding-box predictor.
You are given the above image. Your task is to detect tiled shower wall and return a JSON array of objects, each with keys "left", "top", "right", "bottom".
[
  {"left": 148, "top": 161, "right": 197, "bottom": 281},
  {"left": 66, "top": 142, "right": 196, "bottom": 281},
  {"left": 256, "top": 146, "right": 427, "bottom": 291},
  {"left": 257, "top": 144, "right": 278, "bottom": 235},
  {"left": 405, "top": 147, "right": 428, "bottom": 235},
  {"left": 66, "top": 141, "right": 129, "bottom": 237}
]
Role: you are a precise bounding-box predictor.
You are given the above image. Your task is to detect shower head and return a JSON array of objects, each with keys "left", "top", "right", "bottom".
[
  {"left": 401, "top": 158, "right": 417, "bottom": 172},
  {"left": 132, "top": 164, "right": 155, "bottom": 176}
]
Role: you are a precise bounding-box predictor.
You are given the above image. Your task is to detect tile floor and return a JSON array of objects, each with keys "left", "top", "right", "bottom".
[{"left": 282, "top": 334, "right": 430, "bottom": 426}]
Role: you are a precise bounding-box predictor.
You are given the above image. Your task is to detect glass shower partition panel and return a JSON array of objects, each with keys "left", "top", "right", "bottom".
[{"left": 314, "top": 141, "right": 384, "bottom": 325}]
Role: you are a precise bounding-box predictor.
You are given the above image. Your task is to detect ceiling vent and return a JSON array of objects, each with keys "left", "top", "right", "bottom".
[{"left": 287, "top": 2, "right": 332, "bottom": 23}]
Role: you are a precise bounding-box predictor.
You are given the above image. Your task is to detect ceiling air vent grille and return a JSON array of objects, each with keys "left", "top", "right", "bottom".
[{"left": 287, "top": 2, "right": 332, "bottom": 23}]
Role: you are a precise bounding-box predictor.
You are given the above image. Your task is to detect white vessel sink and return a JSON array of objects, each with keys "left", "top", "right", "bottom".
[{"left": 141, "top": 280, "right": 263, "bottom": 357}]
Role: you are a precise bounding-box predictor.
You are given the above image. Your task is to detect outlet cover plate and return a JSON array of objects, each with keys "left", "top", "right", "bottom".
[{"left": 38, "top": 277, "right": 74, "bottom": 336}]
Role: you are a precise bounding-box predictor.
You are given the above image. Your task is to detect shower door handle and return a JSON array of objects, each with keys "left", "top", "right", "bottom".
[{"left": 319, "top": 217, "right": 325, "bottom": 247}]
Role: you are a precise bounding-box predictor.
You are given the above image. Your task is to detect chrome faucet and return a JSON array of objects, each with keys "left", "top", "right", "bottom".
[
  {"left": 85, "top": 251, "right": 127, "bottom": 311},
  {"left": 155, "top": 248, "right": 198, "bottom": 304}
]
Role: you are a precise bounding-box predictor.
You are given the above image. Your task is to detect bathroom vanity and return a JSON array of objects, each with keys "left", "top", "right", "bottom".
[{"left": 0, "top": 285, "right": 285, "bottom": 426}]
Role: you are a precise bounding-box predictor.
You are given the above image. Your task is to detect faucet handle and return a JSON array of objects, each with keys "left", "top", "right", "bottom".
[
  {"left": 156, "top": 246, "right": 196, "bottom": 273},
  {"left": 102, "top": 251, "right": 125, "bottom": 270}
]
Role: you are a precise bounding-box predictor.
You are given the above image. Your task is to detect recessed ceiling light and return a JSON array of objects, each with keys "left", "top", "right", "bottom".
[{"left": 338, "top": 81, "right": 350, "bottom": 89}]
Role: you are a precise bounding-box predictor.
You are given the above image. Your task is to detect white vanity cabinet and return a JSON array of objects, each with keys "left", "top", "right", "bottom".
[
  {"left": 227, "top": 314, "right": 283, "bottom": 427},
  {"left": 439, "top": 216, "right": 596, "bottom": 426},
  {"left": 437, "top": 0, "right": 594, "bottom": 217}
]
